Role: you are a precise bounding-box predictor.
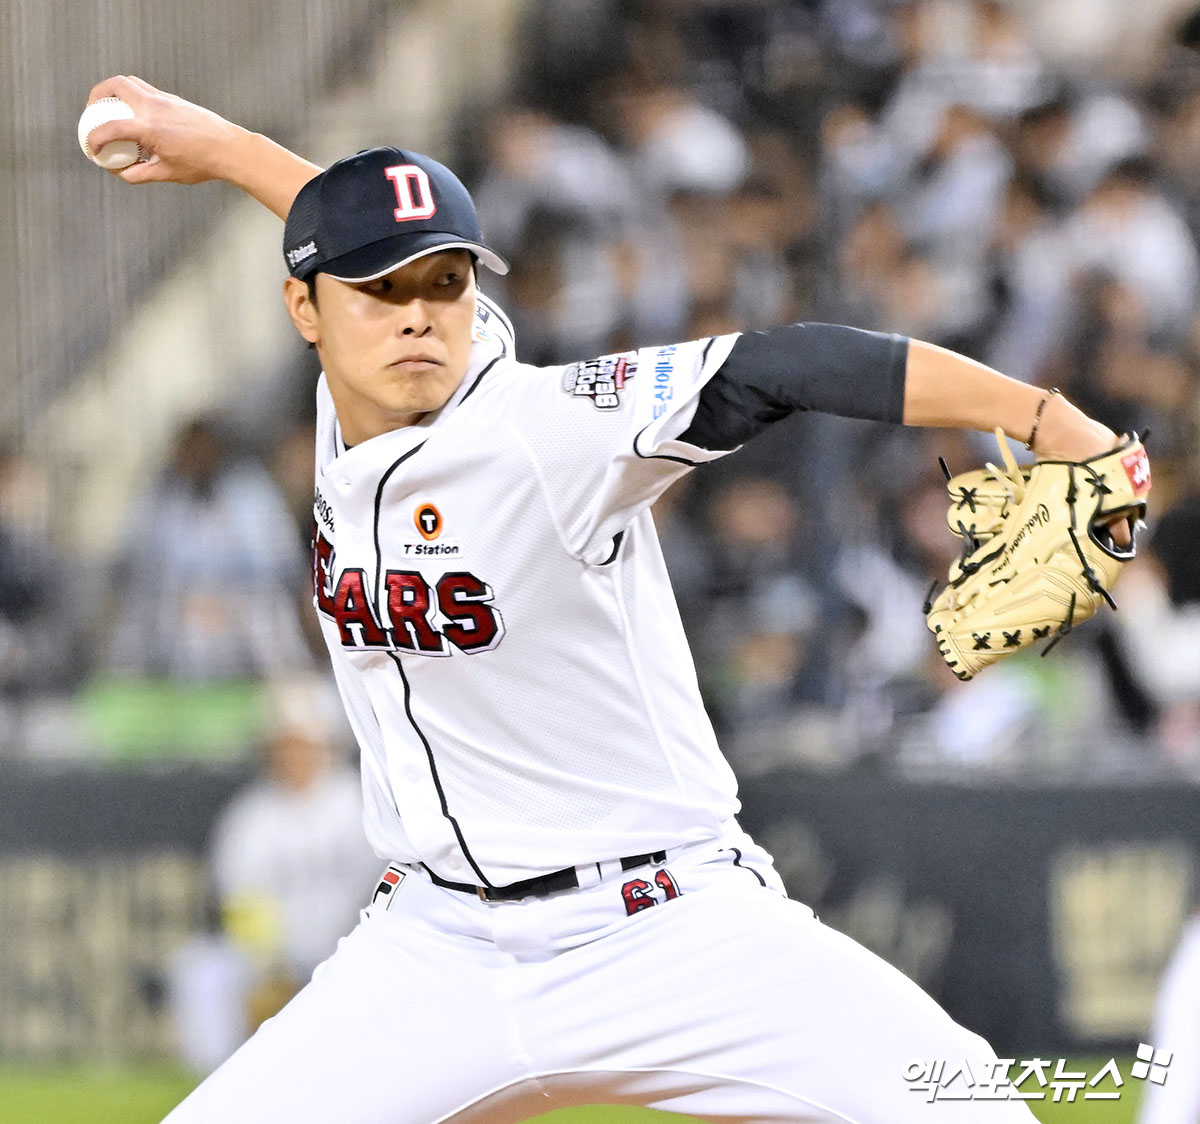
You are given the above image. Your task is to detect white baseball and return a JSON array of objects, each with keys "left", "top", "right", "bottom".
[{"left": 78, "top": 97, "right": 144, "bottom": 170}]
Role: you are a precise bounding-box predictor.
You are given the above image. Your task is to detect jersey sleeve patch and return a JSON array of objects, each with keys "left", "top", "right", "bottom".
[{"left": 562, "top": 353, "right": 637, "bottom": 410}]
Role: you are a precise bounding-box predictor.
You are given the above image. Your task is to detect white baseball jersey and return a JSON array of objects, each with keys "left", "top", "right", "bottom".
[
  {"left": 311, "top": 294, "right": 743, "bottom": 887},
  {"left": 178, "top": 300, "right": 1033, "bottom": 1124}
]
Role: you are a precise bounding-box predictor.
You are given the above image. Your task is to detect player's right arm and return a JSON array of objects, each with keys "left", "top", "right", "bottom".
[{"left": 84, "top": 75, "right": 320, "bottom": 220}]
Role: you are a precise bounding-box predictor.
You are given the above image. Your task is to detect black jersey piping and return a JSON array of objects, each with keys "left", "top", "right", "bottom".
[
  {"left": 387, "top": 650, "right": 492, "bottom": 886},
  {"left": 372, "top": 442, "right": 428, "bottom": 607},
  {"left": 599, "top": 531, "right": 625, "bottom": 566},
  {"left": 631, "top": 336, "right": 716, "bottom": 466},
  {"left": 371, "top": 439, "right": 491, "bottom": 887},
  {"left": 728, "top": 846, "right": 767, "bottom": 886},
  {"left": 461, "top": 295, "right": 510, "bottom": 404},
  {"left": 461, "top": 354, "right": 503, "bottom": 405},
  {"left": 632, "top": 441, "right": 701, "bottom": 466}
]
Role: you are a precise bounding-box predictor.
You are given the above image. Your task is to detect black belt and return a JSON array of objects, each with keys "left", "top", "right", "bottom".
[{"left": 425, "top": 850, "right": 667, "bottom": 903}]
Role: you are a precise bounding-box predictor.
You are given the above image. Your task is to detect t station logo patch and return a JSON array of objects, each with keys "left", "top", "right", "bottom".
[
  {"left": 562, "top": 353, "right": 636, "bottom": 410},
  {"left": 414, "top": 503, "right": 442, "bottom": 541},
  {"left": 406, "top": 503, "right": 461, "bottom": 558}
]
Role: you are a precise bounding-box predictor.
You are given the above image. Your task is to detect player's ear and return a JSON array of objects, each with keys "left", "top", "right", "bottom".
[{"left": 283, "top": 275, "right": 321, "bottom": 345}]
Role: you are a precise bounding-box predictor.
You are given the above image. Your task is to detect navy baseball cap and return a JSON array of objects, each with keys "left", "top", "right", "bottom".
[{"left": 283, "top": 146, "right": 509, "bottom": 282}]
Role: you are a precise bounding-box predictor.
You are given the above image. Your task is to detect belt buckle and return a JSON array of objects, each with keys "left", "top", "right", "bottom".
[{"left": 477, "top": 885, "right": 525, "bottom": 904}]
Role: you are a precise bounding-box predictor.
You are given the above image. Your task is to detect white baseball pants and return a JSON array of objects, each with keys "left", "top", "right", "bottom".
[{"left": 162, "top": 828, "right": 1036, "bottom": 1123}]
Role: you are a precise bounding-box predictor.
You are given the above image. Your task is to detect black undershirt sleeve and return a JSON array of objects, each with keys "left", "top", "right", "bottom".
[{"left": 678, "top": 322, "right": 909, "bottom": 451}]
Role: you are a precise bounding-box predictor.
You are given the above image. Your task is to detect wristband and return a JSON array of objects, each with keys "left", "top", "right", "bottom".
[{"left": 1026, "top": 387, "right": 1061, "bottom": 452}]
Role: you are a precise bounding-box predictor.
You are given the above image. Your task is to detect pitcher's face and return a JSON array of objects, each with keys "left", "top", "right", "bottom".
[{"left": 284, "top": 250, "right": 477, "bottom": 444}]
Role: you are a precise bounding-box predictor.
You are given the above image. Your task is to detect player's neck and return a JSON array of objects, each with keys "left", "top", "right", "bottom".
[
  {"left": 338, "top": 411, "right": 428, "bottom": 446},
  {"left": 327, "top": 386, "right": 432, "bottom": 444}
]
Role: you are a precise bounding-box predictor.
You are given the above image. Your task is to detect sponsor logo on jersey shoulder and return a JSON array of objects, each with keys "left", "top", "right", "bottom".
[
  {"left": 562, "top": 353, "right": 637, "bottom": 410},
  {"left": 652, "top": 343, "right": 678, "bottom": 419}
]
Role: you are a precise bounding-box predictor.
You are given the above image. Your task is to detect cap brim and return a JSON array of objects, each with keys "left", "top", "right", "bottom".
[{"left": 321, "top": 232, "right": 510, "bottom": 281}]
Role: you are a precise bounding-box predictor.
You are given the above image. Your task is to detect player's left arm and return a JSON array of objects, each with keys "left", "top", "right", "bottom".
[
  {"left": 681, "top": 323, "right": 1133, "bottom": 544},
  {"left": 900, "top": 339, "right": 1116, "bottom": 461},
  {"left": 684, "top": 324, "right": 1117, "bottom": 460}
]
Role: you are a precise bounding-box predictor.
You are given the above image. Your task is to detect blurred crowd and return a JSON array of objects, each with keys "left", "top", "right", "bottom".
[
  {"left": 473, "top": 0, "right": 1200, "bottom": 776},
  {"left": 2, "top": 0, "right": 1200, "bottom": 780}
]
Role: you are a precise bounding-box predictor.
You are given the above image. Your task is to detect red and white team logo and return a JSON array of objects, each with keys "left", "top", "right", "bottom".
[
  {"left": 1121, "top": 446, "right": 1151, "bottom": 495},
  {"left": 562, "top": 353, "right": 637, "bottom": 410},
  {"left": 385, "top": 164, "right": 437, "bottom": 222}
]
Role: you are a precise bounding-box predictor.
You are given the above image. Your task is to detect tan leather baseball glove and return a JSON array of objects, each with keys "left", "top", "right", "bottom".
[{"left": 926, "top": 431, "right": 1151, "bottom": 680}]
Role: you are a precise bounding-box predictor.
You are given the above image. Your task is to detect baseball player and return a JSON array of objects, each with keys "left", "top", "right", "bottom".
[{"left": 86, "top": 75, "right": 1132, "bottom": 1123}]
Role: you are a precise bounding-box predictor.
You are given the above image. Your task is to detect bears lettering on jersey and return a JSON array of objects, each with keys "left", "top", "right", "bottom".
[
  {"left": 384, "top": 570, "right": 448, "bottom": 654},
  {"left": 332, "top": 569, "right": 390, "bottom": 648},
  {"left": 312, "top": 521, "right": 337, "bottom": 617},
  {"left": 437, "top": 572, "right": 504, "bottom": 652},
  {"left": 311, "top": 527, "right": 504, "bottom": 656}
]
